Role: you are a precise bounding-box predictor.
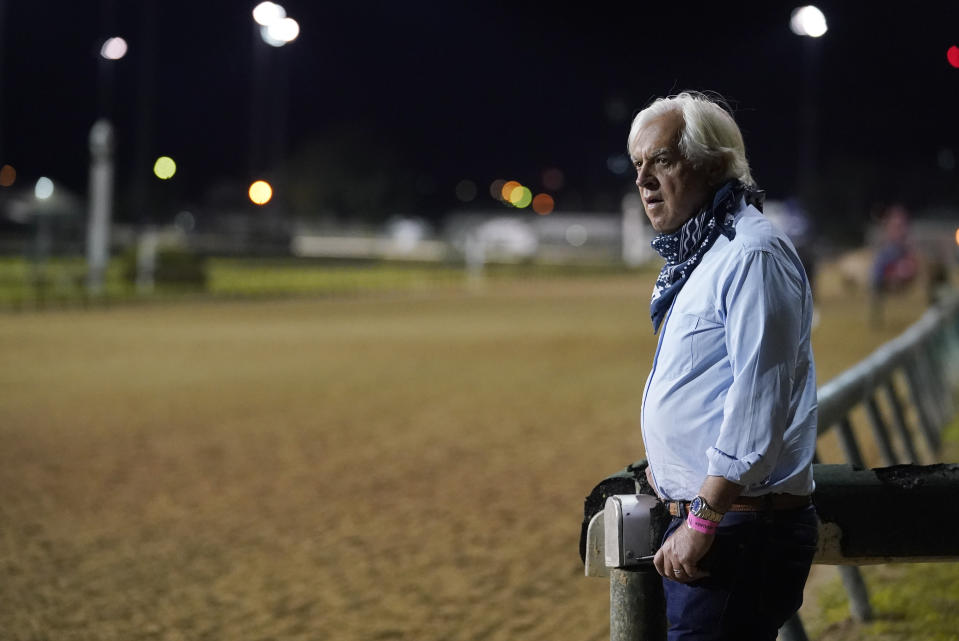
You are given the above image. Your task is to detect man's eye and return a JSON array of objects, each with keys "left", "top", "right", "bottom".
[{"left": 657, "top": 156, "right": 669, "bottom": 165}]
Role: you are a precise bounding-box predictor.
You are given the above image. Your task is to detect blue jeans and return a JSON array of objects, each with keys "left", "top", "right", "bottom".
[{"left": 662, "top": 505, "right": 818, "bottom": 641}]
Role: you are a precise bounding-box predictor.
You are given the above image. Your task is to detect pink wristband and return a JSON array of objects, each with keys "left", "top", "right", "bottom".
[{"left": 686, "top": 513, "right": 719, "bottom": 534}]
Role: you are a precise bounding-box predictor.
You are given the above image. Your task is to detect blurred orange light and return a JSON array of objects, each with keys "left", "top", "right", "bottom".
[
  {"left": 249, "top": 180, "right": 273, "bottom": 205},
  {"left": 501, "top": 180, "right": 521, "bottom": 202},
  {"left": 532, "top": 193, "right": 554, "bottom": 215},
  {"left": 955, "top": 227, "right": 959, "bottom": 247},
  {"left": 0, "top": 164, "right": 15, "bottom": 187}
]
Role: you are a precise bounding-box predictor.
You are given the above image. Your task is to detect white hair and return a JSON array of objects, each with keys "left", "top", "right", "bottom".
[{"left": 627, "top": 91, "right": 755, "bottom": 187}]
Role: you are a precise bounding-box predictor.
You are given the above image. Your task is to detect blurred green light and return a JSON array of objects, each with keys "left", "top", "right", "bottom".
[
  {"left": 510, "top": 185, "right": 533, "bottom": 208},
  {"left": 153, "top": 156, "right": 176, "bottom": 180}
]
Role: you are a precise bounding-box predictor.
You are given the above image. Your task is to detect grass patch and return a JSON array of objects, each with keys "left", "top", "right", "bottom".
[{"left": 813, "top": 563, "right": 959, "bottom": 641}]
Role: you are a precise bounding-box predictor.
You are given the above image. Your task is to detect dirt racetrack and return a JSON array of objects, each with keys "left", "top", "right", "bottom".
[{"left": 0, "top": 273, "right": 925, "bottom": 640}]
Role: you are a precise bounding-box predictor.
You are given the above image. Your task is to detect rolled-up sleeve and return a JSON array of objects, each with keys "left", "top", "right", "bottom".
[{"left": 706, "top": 248, "right": 804, "bottom": 487}]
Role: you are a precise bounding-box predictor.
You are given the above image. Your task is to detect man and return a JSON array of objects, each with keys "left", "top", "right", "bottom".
[{"left": 630, "top": 92, "right": 819, "bottom": 640}]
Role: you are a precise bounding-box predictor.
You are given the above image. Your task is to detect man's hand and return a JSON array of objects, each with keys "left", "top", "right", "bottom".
[{"left": 654, "top": 522, "right": 714, "bottom": 583}]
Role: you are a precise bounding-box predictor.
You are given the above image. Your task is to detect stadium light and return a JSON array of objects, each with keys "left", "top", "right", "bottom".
[
  {"left": 253, "top": 2, "right": 286, "bottom": 26},
  {"left": 266, "top": 18, "right": 299, "bottom": 45},
  {"left": 790, "top": 6, "right": 827, "bottom": 38},
  {"left": 253, "top": 2, "right": 299, "bottom": 47},
  {"left": 100, "top": 37, "right": 128, "bottom": 60}
]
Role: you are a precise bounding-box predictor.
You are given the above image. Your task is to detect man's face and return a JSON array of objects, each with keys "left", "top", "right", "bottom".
[{"left": 631, "top": 111, "right": 714, "bottom": 234}]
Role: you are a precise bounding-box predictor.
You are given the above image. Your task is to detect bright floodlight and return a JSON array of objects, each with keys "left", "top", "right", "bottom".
[
  {"left": 100, "top": 37, "right": 128, "bottom": 60},
  {"left": 790, "top": 6, "right": 827, "bottom": 38},
  {"left": 253, "top": 2, "right": 286, "bottom": 26},
  {"left": 35, "top": 177, "right": 54, "bottom": 200},
  {"left": 265, "top": 17, "right": 299, "bottom": 45},
  {"left": 259, "top": 26, "right": 285, "bottom": 47}
]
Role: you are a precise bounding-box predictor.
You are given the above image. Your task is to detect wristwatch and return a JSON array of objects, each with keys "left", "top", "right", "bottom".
[{"left": 689, "top": 495, "right": 725, "bottom": 523}]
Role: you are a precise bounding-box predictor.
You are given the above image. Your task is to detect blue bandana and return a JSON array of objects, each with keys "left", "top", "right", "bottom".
[{"left": 649, "top": 180, "right": 764, "bottom": 333}]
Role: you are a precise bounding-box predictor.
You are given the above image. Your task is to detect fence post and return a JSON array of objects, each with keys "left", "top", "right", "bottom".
[
  {"left": 881, "top": 379, "right": 920, "bottom": 463},
  {"left": 836, "top": 417, "right": 866, "bottom": 469},
  {"left": 838, "top": 566, "right": 874, "bottom": 622},
  {"left": 904, "top": 357, "right": 941, "bottom": 454},
  {"left": 829, "top": 416, "right": 875, "bottom": 621},
  {"left": 923, "top": 339, "right": 954, "bottom": 422},
  {"left": 864, "top": 394, "right": 898, "bottom": 466},
  {"left": 916, "top": 342, "right": 947, "bottom": 428},
  {"left": 942, "top": 321, "right": 959, "bottom": 386},
  {"left": 609, "top": 569, "right": 667, "bottom": 641}
]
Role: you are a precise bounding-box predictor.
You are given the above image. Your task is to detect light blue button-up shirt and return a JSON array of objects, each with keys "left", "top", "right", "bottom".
[{"left": 642, "top": 201, "right": 817, "bottom": 500}]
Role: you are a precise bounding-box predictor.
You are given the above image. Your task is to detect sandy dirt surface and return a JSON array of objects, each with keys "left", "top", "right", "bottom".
[{"left": 0, "top": 274, "right": 926, "bottom": 640}]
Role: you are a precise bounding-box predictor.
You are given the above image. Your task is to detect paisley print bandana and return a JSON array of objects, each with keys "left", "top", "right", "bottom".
[{"left": 649, "top": 180, "right": 764, "bottom": 333}]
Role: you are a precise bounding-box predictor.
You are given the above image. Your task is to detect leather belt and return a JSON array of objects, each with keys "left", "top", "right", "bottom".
[{"left": 666, "top": 494, "right": 811, "bottom": 518}]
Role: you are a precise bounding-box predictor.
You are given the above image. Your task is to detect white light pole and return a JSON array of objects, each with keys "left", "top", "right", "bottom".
[
  {"left": 96, "top": 35, "right": 127, "bottom": 119},
  {"left": 87, "top": 30, "right": 126, "bottom": 296},
  {"left": 249, "top": 2, "right": 300, "bottom": 232},
  {"left": 791, "top": 6, "right": 827, "bottom": 209},
  {"left": 32, "top": 177, "right": 55, "bottom": 292},
  {"left": 86, "top": 120, "right": 115, "bottom": 295}
]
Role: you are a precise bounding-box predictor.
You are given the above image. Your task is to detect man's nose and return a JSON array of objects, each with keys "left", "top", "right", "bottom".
[{"left": 636, "top": 165, "right": 657, "bottom": 189}]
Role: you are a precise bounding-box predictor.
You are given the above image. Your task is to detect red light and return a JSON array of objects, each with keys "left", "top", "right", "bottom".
[{"left": 948, "top": 46, "right": 959, "bottom": 69}]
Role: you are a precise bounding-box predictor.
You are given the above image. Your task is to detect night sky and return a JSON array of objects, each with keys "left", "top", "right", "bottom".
[{"left": 2, "top": 1, "right": 958, "bottom": 226}]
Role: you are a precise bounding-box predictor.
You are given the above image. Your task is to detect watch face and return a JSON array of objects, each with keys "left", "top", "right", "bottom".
[{"left": 690, "top": 497, "right": 703, "bottom": 514}]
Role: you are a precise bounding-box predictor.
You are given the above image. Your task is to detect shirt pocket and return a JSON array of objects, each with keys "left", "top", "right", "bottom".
[{"left": 673, "top": 312, "right": 724, "bottom": 375}]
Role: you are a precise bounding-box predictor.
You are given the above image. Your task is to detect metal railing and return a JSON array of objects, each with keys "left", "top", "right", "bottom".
[{"left": 581, "top": 292, "right": 959, "bottom": 641}]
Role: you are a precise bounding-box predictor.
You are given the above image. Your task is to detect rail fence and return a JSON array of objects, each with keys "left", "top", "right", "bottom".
[{"left": 580, "top": 292, "right": 959, "bottom": 641}]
